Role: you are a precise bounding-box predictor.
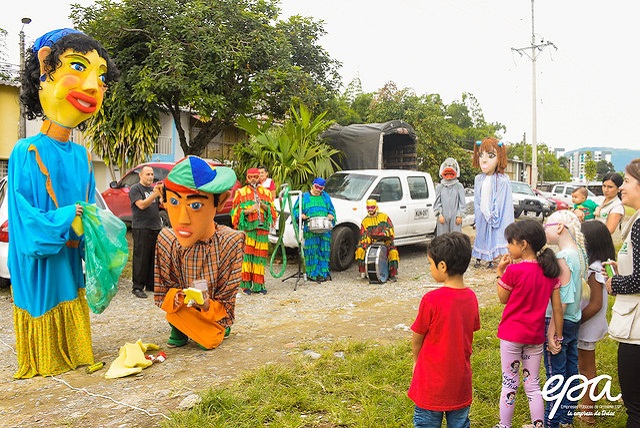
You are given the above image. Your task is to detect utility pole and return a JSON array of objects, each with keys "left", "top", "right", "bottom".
[
  {"left": 511, "top": 0, "right": 556, "bottom": 189},
  {"left": 18, "top": 17, "right": 32, "bottom": 140}
]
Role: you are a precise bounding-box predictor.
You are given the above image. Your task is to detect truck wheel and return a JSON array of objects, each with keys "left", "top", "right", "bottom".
[
  {"left": 159, "top": 210, "right": 172, "bottom": 228},
  {"left": 330, "top": 227, "right": 356, "bottom": 271}
]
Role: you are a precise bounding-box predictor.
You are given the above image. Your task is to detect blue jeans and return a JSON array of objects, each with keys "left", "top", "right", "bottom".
[
  {"left": 413, "top": 405, "right": 470, "bottom": 428},
  {"left": 543, "top": 318, "right": 580, "bottom": 428}
]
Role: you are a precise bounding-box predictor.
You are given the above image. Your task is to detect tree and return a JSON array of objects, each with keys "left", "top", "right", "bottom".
[
  {"left": 583, "top": 151, "right": 597, "bottom": 182},
  {"left": 234, "top": 104, "right": 341, "bottom": 192},
  {"left": 350, "top": 83, "right": 503, "bottom": 188},
  {"left": 73, "top": 0, "right": 341, "bottom": 157},
  {"left": 507, "top": 142, "right": 570, "bottom": 183},
  {"left": 596, "top": 159, "right": 615, "bottom": 179}
]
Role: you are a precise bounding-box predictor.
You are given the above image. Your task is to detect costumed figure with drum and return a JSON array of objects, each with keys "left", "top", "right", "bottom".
[
  {"left": 231, "top": 168, "right": 277, "bottom": 295},
  {"left": 434, "top": 157, "right": 466, "bottom": 236},
  {"left": 355, "top": 199, "right": 399, "bottom": 283},
  {"left": 292, "top": 177, "right": 336, "bottom": 283},
  {"left": 7, "top": 28, "right": 119, "bottom": 378},
  {"left": 472, "top": 137, "right": 513, "bottom": 269},
  {"left": 154, "top": 156, "right": 245, "bottom": 349}
]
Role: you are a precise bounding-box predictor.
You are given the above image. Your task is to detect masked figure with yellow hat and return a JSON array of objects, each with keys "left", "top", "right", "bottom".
[
  {"left": 8, "top": 29, "right": 119, "bottom": 378},
  {"left": 154, "top": 156, "right": 245, "bottom": 349},
  {"left": 355, "top": 199, "right": 399, "bottom": 281}
]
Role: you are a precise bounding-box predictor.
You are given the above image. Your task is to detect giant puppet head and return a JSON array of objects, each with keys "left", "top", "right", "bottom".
[
  {"left": 22, "top": 28, "right": 119, "bottom": 130},
  {"left": 163, "top": 156, "right": 237, "bottom": 247},
  {"left": 472, "top": 137, "right": 507, "bottom": 175},
  {"left": 439, "top": 157, "right": 461, "bottom": 181}
]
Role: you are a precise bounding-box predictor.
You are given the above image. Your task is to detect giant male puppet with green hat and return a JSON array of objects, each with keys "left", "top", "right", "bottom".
[{"left": 153, "top": 156, "right": 245, "bottom": 349}]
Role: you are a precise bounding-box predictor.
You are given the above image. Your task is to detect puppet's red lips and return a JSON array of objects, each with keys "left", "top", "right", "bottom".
[
  {"left": 66, "top": 91, "right": 98, "bottom": 113},
  {"left": 175, "top": 228, "right": 192, "bottom": 237}
]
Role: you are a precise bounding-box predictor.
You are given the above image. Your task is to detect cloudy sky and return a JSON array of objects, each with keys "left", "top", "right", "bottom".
[{"left": 4, "top": 0, "right": 639, "bottom": 152}]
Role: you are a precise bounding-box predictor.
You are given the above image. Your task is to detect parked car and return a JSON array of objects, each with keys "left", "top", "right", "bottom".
[
  {"left": 542, "top": 182, "right": 604, "bottom": 206},
  {"left": 533, "top": 188, "right": 569, "bottom": 211},
  {"left": 269, "top": 169, "right": 474, "bottom": 271},
  {"left": 101, "top": 161, "right": 241, "bottom": 228},
  {"left": 0, "top": 177, "right": 9, "bottom": 288},
  {"left": 511, "top": 181, "right": 555, "bottom": 219},
  {"left": 0, "top": 176, "right": 111, "bottom": 288}
]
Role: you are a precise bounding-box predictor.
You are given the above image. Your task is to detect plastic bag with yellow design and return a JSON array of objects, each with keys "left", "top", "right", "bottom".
[{"left": 81, "top": 201, "right": 129, "bottom": 314}]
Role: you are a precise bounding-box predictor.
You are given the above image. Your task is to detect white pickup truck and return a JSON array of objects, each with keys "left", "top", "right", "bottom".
[
  {"left": 269, "top": 169, "right": 473, "bottom": 271},
  {"left": 542, "top": 183, "right": 604, "bottom": 206}
]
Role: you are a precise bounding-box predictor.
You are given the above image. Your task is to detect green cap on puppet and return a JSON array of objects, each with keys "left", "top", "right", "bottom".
[{"left": 165, "top": 156, "right": 236, "bottom": 194}]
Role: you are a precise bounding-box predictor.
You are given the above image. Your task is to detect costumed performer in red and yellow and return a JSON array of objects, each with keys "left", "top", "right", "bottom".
[
  {"left": 230, "top": 168, "right": 277, "bottom": 295},
  {"left": 354, "top": 199, "right": 399, "bottom": 281},
  {"left": 154, "top": 156, "right": 245, "bottom": 349},
  {"left": 8, "top": 28, "right": 119, "bottom": 378}
]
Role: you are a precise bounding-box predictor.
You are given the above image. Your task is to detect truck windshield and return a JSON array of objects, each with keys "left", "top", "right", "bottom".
[{"left": 325, "top": 173, "right": 376, "bottom": 201}]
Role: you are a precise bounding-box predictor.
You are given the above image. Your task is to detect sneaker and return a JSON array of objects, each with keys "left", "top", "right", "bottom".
[
  {"left": 259, "top": 289, "right": 268, "bottom": 295},
  {"left": 360, "top": 272, "right": 366, "bottom": 279},
  {"left": 474, "top": 260, "right": 482, "bottom": 268},
  {"left": 242, "top": 288, "right": 252, "bottom": 296},
  {"left": 132, "top": 289, "right": 147, "bottom": 298},
  {"left": 388, "top": 276, "right": 397, "bottom": 282},
  {"left": 487, "top": 261, "right": 495, "bottom": 269}
]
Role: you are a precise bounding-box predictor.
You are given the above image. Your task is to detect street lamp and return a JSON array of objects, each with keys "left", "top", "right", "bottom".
[{"left": 19, "top": 17, "right": 32, "bottom": 140}]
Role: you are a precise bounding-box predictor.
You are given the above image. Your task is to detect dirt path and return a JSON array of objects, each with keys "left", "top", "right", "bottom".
[{"left": 0, "top": 227, "right": 499, "bottom": 427}]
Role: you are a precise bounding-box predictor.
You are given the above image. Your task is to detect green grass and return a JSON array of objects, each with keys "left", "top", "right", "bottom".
[{"left": 161, "top": 304, "right": 628, "bottom": 427}]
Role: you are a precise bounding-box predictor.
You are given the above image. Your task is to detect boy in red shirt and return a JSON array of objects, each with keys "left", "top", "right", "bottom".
[{"left": 408, "top": 232, "right": 480, "bottom": 427}]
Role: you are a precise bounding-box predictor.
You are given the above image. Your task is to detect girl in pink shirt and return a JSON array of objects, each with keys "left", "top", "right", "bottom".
[{"left": 493, "top": 219, "right": 564, "bottom": 428}]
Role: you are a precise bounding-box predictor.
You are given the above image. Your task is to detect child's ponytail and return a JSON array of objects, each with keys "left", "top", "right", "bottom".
[{"left": 536, "top": 245, "right": 561, "bottom": 278}]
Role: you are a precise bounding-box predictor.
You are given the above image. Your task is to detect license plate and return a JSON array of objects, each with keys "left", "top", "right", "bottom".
[{"left": 414, "top": 208, "right": 429, "bottom": 219}]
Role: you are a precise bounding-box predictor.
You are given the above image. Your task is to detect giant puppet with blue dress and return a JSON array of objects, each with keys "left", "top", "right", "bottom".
[
  {"left": 472, "top": 137, "right": 514, "bottom": 269},
  {"left": 7, "top": 29, "right": 119, "bottom": 378}
]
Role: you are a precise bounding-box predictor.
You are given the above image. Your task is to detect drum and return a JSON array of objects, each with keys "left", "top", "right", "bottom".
[
  {"left": 307, "top": 216, "right": 333, "bottom": 233},
  {"left": 366, "top": 243, "right": 389, "bottom": 284}
]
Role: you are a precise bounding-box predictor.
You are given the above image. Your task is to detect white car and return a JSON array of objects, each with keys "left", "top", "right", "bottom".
[
  {"left": 0, "top": 176, "right": 111, "bottom": 288},
  {"left": 543, "top": 182, "right": 605, "bottom": 206},
  {"left": 511, "top": 181, "right": 555, "bottom": 219},
  {"left": 269, "top": 169, "right": 474, "bottom": 271}
]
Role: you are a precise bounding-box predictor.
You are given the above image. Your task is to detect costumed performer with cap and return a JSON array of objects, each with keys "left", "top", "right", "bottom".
[
  {"left": 434, "top": 157, "right": 467, "bottom": 236},
  {"left": 292, "top": 177, "right": 336, "bottom": 282},
  {"left": 8, "top": 28, "right": 119, "bottom": 378},
  {"left": 154, "top": 156, "right": 245, "bottom": 349},
  {"left": 231, "top": 167, "right": 277, "bottom": 295},
  {"left": 355, "top": 199, "right": 399, "bottom": 281}
]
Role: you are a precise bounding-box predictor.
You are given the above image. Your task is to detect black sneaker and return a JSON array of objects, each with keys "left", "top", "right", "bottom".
[
  {"left": 132, "top": 289, "right": 147, "bottom": 298},
  {"left": 242, "top": 288, "right": 252, "bottom": 296},
  {"left": 259, "top": 289, "right": 268, "bottom": 295}
]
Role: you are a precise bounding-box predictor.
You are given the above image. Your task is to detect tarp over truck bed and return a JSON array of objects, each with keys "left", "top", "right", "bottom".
[{"left": 322, "top": 120, "right": 417, "bottom": 170}]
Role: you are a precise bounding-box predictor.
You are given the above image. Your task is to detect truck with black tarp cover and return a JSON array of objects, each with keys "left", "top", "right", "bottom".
[{"left": 322, "top": 120, "right": 417, "bottom": 170}]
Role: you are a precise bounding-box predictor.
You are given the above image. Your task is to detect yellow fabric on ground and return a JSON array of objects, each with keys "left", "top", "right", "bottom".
[{"left": 105, "top": 339, "right": 157, "bottom": 379}]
